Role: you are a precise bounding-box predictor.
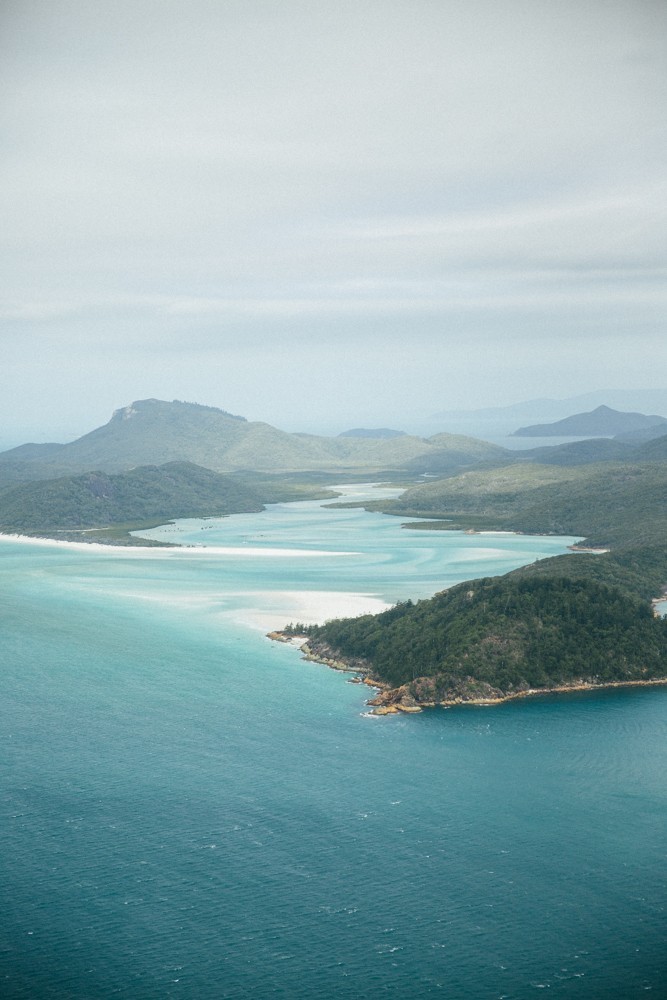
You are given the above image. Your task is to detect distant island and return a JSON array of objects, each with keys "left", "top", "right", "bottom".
[{"left": 513, "top": 404, "right": 667, "bottom": 438}]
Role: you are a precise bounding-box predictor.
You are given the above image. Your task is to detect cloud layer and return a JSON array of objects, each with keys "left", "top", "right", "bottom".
[{"left": 1, "top": 0, "right": 665, "bottom": 440}]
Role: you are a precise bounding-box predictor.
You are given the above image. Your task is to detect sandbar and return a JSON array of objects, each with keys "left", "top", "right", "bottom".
[{"left": 0, "top": 532, "right": 359, "bottom": 559}]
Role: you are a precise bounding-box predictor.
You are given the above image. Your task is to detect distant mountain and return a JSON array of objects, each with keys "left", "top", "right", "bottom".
[
  {"left": 337, "top": 428, "right": 406, "bottom": 439},
  {"left": 513, "top": 405, "right": 667, "bottom": 438},
  {"left": 401, "top": 433, "right": 509, "bottom": 475},
  {"left": 0, "top": 398, "right": 505, "bottom": 480},
  {"left": 0, "top": 461, "right": 264, "bottom": 533},
  {"left": 434, "top": 397, "right": 569, "bottom": 425},
  {"left": 434, "top": 389, "right": 667, "bottom": 424},
  {"left": 426, "top": 389, "right": 667, "bottom": 440}
]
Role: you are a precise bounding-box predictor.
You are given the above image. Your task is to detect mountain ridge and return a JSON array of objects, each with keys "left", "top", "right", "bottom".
[{"left": 0, "top": 398, "right": 506, "bottom": 480}]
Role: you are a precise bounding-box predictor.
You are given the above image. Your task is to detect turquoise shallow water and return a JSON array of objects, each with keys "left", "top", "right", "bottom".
[{"left": 1, "top": 489, "right": 665, "bottom": 998}]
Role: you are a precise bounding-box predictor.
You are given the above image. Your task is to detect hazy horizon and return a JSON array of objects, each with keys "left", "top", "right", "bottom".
[
  {"left": 2, "top": 1, "right": 665, "bottom": 445},
  {"left": 2, "top": 386, "right": 667, "bottom": 454}
]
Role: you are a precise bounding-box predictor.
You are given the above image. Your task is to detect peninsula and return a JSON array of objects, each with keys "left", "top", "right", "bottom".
[
  {"left": 275, "top": 452, "right": 667, "bottom": 713},
  {"left": 280, "top": 570, "right": 667, "bottom": 713}
]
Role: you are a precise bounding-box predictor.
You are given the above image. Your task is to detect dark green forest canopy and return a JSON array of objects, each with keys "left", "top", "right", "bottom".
[
  {"left": 0, "top": 462, "right": 265, "bottom": 535},
  {"left": 383, "top": 461, "right": 667, "bottom": 548},
  {"left": 0, "top": 462, "right": 337, "bottom": 543},
  {"left": 308, "top": 575, "right": 667, "bottom": 694},
  {"left": 307, "top": 456, "right": 667, "bottom": 701}
]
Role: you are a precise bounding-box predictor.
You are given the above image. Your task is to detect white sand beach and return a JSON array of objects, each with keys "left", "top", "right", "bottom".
[
  {"left": 0, "top": 532, "right": 359, "bottom": 559},
  {"left": 232, "top": 590, "right": 392, "bottom": 632}
]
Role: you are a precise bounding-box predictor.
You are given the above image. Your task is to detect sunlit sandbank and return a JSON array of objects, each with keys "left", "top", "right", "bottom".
[
  {"left": 0, "top": 532, "right": 158, "bottom": 554},
  {"left": 159, "top": 544, "right": 361, "bottom": 558},
  {"left": 83, "top": 585, "right": 389, "bottom": 629},
  {"left": 0, "top": 532, "right": 359, "bottom": 559},
  {"left": 231, "top": 590, "right": 392, "bottom": 632}
]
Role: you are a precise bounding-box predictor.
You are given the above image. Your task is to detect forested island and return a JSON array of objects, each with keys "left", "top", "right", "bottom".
[
  {"left": 284, "top": 457, "right": 667, "bottom": 712},
  {"left": 0, "top": 460, "right": 335, "bottom": 544},
  {"left": 292, "top": 570, "right": 667, "bottom": 713}
]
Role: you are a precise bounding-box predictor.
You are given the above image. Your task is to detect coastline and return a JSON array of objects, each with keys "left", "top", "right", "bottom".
[
  {"left": 0, "top": 531, "right": 361, "bottom": 560},
  {"left": 268, "top": 631, "right": 667, "bottom": 715},
  {"left": 6, "top": 506, "right": 665, "bottom": 711},
  {"left": 362, "top": 676, "right": 667, "bottom": 716},
  {"left": 0, "top": 531, "right": 162, "bottom": 553}
]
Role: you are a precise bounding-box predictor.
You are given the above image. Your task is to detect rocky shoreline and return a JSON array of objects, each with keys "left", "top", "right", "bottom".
[{"left": 267, "top": 631, "right": 667, "bottom": 716}]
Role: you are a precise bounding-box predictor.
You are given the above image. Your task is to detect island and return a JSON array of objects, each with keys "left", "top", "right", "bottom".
[
  {"left": 271, "top": 454, "right": 667, "bottom": 713},
  {"left": 512, "top": 404, "right": 667, "bottom": 438},
  {"left": 273, "top": 572, "right": 667, "bottom": 713}
]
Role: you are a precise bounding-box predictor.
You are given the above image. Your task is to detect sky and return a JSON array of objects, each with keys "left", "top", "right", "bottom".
[{"left": 1, "top": 0, "right": 666, "bottom": 445}]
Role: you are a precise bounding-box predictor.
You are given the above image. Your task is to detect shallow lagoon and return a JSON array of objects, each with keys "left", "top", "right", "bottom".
[
  {"left": 131, "top": 484, "right": 585, "bottom": 631},
  {"left": 1, "top": 488, "right": 665, "bottom": 997}
]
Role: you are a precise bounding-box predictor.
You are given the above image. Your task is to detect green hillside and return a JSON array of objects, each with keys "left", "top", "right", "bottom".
[
  {"left": 305, "top": 573, "right": 667, "bottom": 708},
  {"left": 0, "top": 461, "right": 264, "bottom": 538},
  {"left": 401, "top": 433, "right": 508, "bottom": 475},
  {"left": 508, "top": 433, "right": 667, "bottom": 467},
  {"left": 386, "top": 461, "right": 667, "bottom": 547},
  {"left": 0, "top": 398, "right": 506, "bottom": 480},
  {"left": 520, "top": 438, "right": 634, "bottom": 465},
  {"left": 636, "top": 433, "right": 667, "bottom": 461},
  {"left": 299, "top": 455, "right": 667, "bottom": 710}
]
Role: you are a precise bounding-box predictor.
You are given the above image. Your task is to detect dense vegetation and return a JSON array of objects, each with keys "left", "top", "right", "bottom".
[
  {"left": 306, "top": 455, "right": 667, "bottom": 706},
  {"left": 306, "top": 574, "right": 667, "bottom": 698},
  {"left": 0, "top": 462, "right": 264, "bottom": 537},
  {"left": 387, "top": 461, "right": 667, "bottom": 547}
]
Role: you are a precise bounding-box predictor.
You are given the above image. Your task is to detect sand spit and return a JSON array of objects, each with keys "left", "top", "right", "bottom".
[{"left": 0, "top": 532, "right": 359, "bottom": 559}]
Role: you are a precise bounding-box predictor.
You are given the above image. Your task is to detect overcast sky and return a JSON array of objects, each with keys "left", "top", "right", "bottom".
[{"left": 1, "top": 0, "right": 665, "bottom": 443}]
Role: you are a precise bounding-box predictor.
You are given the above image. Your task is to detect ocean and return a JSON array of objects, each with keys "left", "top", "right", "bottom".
[{"left": 1, "top": 486, "right": 665, "bottom": 998}]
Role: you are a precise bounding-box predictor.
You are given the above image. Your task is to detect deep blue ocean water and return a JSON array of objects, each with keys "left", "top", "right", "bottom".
[{"left": 1, "top": 487, "right": 665, "bottom": 998}]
